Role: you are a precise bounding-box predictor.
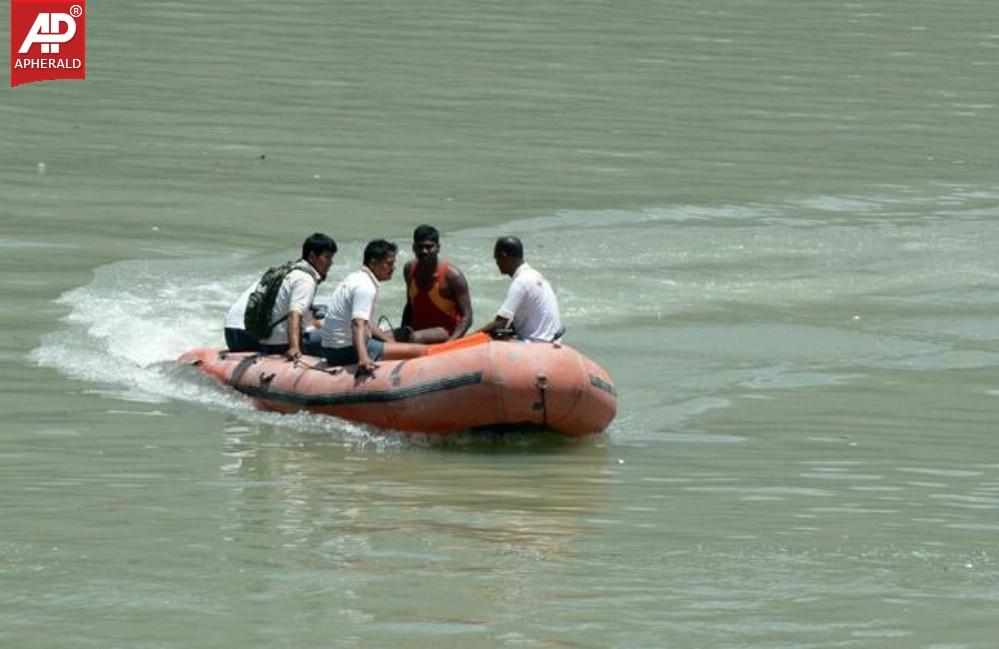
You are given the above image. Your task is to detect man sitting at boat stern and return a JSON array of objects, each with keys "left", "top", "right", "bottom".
[
  {"left": 224, "top": 232, "right": 337, "bottom": 361},
  {"left": 320, "top": 239, "right": 426, "bottom": 375},
  {"left": 397, "top": 224, "right": 473, "bottom": 344},
  {"left": 477, "top": 236, "right": 565, "bottom": 342}
]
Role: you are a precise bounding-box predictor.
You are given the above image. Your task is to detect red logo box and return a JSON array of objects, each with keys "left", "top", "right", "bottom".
[{"left": 10, "top": 0, "right": 86, "bottom": 87}]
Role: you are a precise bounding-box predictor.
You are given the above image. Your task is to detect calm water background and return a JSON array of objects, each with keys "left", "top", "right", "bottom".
[{"left": 3, "top": 0, "right": 999, "bottom": 646}]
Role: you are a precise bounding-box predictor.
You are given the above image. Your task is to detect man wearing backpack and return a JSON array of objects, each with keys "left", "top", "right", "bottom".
[{"left": 224, "top": 232, "right": 338, "bottom": 361}]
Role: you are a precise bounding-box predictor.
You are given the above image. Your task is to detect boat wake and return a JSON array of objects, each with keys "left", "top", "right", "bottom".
[{"left": 28, "top": 253, "right": 412, "bottom": 447}]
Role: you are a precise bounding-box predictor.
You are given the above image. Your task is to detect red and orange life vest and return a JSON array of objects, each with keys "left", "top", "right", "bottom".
[{"left": 407, "top": 260, "right": 461, "bottom": 334}]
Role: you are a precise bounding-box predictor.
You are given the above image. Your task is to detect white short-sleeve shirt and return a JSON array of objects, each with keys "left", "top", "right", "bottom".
[
  {"left": 497, "top": 263, "right": 563, "bottom": 342},
  {"left": 224, "top": 285, "right": 254, "bottom": 329},
  {"left": 320, "top": 267, "right": 381, "bottom": 349},
  {"left": 256, "top": 260, "right": 322, "bottom": 345}
]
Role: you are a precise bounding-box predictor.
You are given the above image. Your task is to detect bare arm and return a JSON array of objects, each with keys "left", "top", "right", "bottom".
[
  {"left": 447, "top": 267, "right": 473, "bottom": 339},
  {"left": 401, "top": 261, "right": 414, "bottom": 328},
  {"left": 284, "top": 311, "right": 304, "bottom": 361},
  {"left": 352, "top": 318, "right": 377, "bottom": 373},
  {"left": 477, "top": 279, "right": 519, "bottom": 338}
]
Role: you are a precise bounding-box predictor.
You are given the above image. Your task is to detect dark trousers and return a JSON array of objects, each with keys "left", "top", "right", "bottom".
[
  {"left": 224, "top": 328, "right": 323, "bottom": 356},
  {"left": 225, "top": 328, "right": 260, "bottom": 352}
]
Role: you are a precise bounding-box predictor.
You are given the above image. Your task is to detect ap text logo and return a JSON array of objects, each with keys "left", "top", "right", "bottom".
[{"left": 11, "top": 0, "right": 86, "bottom": 87}]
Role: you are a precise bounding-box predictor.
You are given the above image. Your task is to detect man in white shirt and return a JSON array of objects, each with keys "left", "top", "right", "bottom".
[
  {"left": 320, "top": 239, "right": 426, "bottom": 375},
  {"left": 224, "top": 232, "right": 337, "bottom": 361},
  {"left": 223, "top": 285, "right": 256, "bottom": 351},
  {"left": 478, "top": 236, "right": 564, "bottom": 342}
]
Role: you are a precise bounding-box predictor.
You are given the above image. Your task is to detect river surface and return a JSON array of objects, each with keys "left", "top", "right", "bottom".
[{"left": 3, "top": 1, "right": 999, "bottom": 646}]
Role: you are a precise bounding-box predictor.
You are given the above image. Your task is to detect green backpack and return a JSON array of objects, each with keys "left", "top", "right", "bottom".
[{"left": 243, "top": 261, "right": 298, "bottom": 341}]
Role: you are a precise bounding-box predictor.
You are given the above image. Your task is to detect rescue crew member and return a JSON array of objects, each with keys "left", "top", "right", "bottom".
[
  {"left": 397, "top": 224, "right": 473, "bottom": 344},
  {"left": 320, "top": 239, "right": 426, "bottom": 375},
  {"left": 224, "top": 232, "right": 336, "bottom": 360},
  {"left": 477, "top": 236, "right": 565, "bottom": 342}
]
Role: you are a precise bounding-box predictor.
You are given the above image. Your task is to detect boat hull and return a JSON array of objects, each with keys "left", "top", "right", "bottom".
[{"left": 178, "top": 341, "right": 616, "bottom": 437}]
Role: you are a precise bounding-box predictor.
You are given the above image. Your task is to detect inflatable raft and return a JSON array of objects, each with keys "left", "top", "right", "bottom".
[{"left": 179, "top": 336, "right": 617, "bottom": 437}]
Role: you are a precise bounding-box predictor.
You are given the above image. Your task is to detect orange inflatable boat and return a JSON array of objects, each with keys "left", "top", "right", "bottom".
[{"left": 179, "top": 335, "right": 616, "bottom": 437}]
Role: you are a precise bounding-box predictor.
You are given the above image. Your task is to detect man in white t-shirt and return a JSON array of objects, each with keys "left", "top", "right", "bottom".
[
  {"left": 223, "top": 285, "right": 256, "bottom": 349},
  {"left": 224, "top": 232, "right": 337, "bottom": 361},
  {"left": 320, "top": 239, "right": 426, "bottom": 375},
  {"left": 478, "top": 236, "right": 564, "bottom": 342}
]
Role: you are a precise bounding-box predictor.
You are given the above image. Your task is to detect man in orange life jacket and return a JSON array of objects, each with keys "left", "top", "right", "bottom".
[{"left": 397, "top": 225, "right": 473, "bottom": 344}]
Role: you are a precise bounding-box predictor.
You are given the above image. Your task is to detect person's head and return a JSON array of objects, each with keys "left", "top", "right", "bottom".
[
  {"left": 301, "top": 232, "right": 338, "bottom": 280},
  {"left": 363, "top": 239, "right": 398, "bottom": 281},
  {"left": 412, "top": 224, "right": 441, "bottom": 264},
  {"left": 493, "top": 236, "right": 523, "bottom": 277}
]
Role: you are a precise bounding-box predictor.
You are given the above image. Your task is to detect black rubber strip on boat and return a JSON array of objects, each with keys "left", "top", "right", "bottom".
[
  {"left": 589, "top": 374, "right": 617, "bottom": 396},
  {"left": 234, "top": 371, "right": 483, "bottom": 406}
]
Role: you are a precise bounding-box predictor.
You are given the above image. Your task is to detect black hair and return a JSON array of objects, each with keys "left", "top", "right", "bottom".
[
  {"left": 363, "top": 239, "right": 398, "bottom": 265},
  {"left": 302, "top": 232, "right": 338, "bottom": 259},
  {"left": 413, "top": 224, "right": 440, "bottom": 244},
  {"left": 494, "top": 236, "right": 523, "bottom": 259}
]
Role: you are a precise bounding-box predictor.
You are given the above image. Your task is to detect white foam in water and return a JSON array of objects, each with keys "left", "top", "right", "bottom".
[{"left": 30, "top": 255, "right": 401, "bottom": 448}]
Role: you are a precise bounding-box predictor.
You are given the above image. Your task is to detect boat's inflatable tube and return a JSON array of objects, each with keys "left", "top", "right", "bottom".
[{"left": 178, "top": 339, "right": 616, "bottom": 437}]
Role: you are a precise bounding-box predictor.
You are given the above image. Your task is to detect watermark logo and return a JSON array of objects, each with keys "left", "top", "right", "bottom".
[{"left": 10, "top": 0, "right": 86, "bottom": 87}]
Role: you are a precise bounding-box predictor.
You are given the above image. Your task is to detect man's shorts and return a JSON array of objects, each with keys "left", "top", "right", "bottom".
[{"left": 321, "top": 338, "right": 385, "bottom": 367}]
